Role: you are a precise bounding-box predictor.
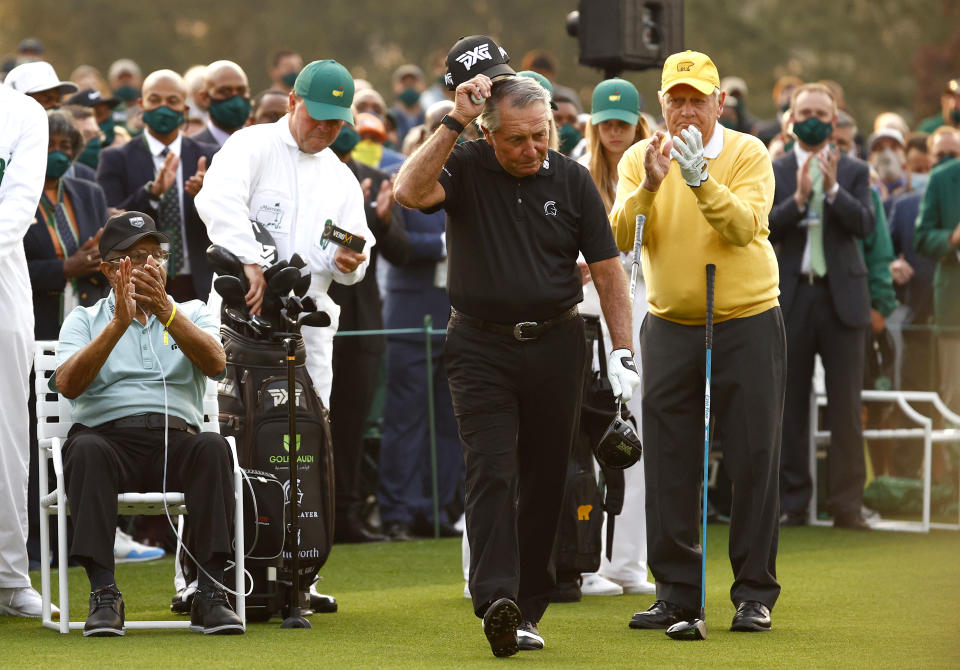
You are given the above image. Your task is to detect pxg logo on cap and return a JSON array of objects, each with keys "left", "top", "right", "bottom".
[{"left": 444, "top": 35, "right": 515, "bottom": 91}]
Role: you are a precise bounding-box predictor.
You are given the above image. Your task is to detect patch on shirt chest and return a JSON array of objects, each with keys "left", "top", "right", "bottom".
[{"left": 254, "top": 201, "right": 285, "bottom": 229}]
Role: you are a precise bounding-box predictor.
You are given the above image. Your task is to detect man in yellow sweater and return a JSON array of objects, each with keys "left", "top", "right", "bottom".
[{"left": 610, "top": 51, "right": 785, "bottom": 633}]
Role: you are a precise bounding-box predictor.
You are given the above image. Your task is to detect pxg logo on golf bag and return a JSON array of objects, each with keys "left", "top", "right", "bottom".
[{"left": 594, "top": 414, "right": 643, "bottom": 470}]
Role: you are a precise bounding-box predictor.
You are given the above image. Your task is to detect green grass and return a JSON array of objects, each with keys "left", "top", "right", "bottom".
[{"left": 2, "top": 526, "right": 959, "bottom": 669}]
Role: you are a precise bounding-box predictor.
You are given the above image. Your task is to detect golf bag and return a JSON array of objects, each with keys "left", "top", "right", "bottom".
[{"left": 218, "top": 325, "right": 335, "bottom": 620}]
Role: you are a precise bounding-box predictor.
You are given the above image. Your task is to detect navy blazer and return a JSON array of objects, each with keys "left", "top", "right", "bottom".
[
  {"left": 96, "top": 133, "right": 218, "bottom": 300},
  {"left": 24, "top": 177, "right": 110, "bottom": 340},
  {"left": 769, "top": 151, "right": 875, "bottom": 329}
]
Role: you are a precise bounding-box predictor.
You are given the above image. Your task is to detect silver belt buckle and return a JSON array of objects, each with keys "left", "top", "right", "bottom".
[{"left": 513, "top": 321, "right": 538, "bottom": 342}]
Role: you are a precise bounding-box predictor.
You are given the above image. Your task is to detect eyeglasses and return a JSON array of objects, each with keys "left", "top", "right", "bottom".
[{"left": 105, "top": 250, "right": 170, "bottom": 268}]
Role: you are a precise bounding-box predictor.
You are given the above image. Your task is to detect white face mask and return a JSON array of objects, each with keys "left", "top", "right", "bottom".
[
  {"left": 872, "top": 147, "right": 904, "bottom": 183},
  {"left": 909, "top": 170, "right": 930, "bottom": 193}
]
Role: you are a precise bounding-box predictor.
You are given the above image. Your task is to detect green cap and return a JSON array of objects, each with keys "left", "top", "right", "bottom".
[
  {"left": 591, "top": 78, "right": 640, "bottom": 126},
  {"left": 517, "top": 70, "right": 558, "bottom": 110},
  {"left": 294, "top": 60, "right": 355, "bottom": 124}
]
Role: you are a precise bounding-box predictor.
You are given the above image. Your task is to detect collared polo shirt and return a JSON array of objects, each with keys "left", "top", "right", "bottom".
[
  {"left": 55, "top": 293, "right": 222, "bottom": 429},
  {"left": 427, "top": 140, "right": 618, "bottom": 323}
]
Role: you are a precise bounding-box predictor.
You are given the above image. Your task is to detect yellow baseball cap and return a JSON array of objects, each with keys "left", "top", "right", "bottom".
[{"left": 660, "top": 50, "right": 720, "bottom": 96}]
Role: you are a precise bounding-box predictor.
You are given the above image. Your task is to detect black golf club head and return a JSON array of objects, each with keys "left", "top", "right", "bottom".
[
  {"left": 298, "top": 310, "right": 331, "bottom": 329},
  {"left": 293, "top": 273, "right": 311, "bottom": 298},
  {"left": 300, "top": 296, "right": 317, "bottom": 312},
  {"left": 285, "top": 295, "right": 303, "bottom": 318},
  {"left": 594, "top": 412, "right": 642, "bottom": 469},
  {"left": 213, "top": 275, "right": 248, "bottom": 312},
  {"left": 666, "top": 618, "right": 707, "bottom": 641},
  {"left": 224, "top": 307, "right": 253, "bottom": 338},
  {"left": 280, "top": 308, "right": 298, "bottom": 331},
  {"left": 206, "top": 245, "right": 245, "bottom": 279},
  {"left": 250, "top": 315, "right": 272, "bottom": 339},
  {"left": 289, "top": 253, "right": 306, "bottom": 269},
  {"left": 270, "top": 265, "right": 300, "bottom": 298},
  {"left": 263, "top": 259, "right": 290, "bottom": 283}
]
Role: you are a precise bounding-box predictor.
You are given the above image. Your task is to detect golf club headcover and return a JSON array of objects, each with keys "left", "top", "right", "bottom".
[{"left": 607, "top": 348, "right": 640, "bottom": 402}]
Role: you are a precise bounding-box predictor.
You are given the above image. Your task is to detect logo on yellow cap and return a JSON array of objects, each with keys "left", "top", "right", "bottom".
[{"left": 677, "top": 61, "right": 695, "bottom": 72}]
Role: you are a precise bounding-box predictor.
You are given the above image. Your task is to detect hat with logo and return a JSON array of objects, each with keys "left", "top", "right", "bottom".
[
  {"left": 444, "top": 35, "right": 515, "bottom": 91},
  {"left": 293, "top": 60, "right": 355, "bottom": 124},
  {"left": 868, "top": 127, "right": 905, "bottom": 152},
  {"left": 660, "top": 50, "right": 720, "bottom": 96},
  {"left": 5, "top": 61, "right": 78, "bottom": 96},
  {"left": 66, "top": 88, "right": 121, "bottom": 109},
  {"left": 517, "top": 70, "right": 558, "bottom": 110},
  {"left": 591, "top": 78, "right": 641, "bottom": 126},
  {"left": 99, "top": 211, "right": 168, "bottom": 258}
]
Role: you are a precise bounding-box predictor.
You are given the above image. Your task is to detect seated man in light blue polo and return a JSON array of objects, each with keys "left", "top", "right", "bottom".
[{"left": 54, "top": 211, "right": 242, "bottom": 637}]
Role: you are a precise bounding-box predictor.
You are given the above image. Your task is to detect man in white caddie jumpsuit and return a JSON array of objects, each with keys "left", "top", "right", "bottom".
[
  {"left": 195, "top": 59, "right": 374, "bottom": 405},
  {"left": 0, "top": 83, "right": 53, "bottom": 618}
]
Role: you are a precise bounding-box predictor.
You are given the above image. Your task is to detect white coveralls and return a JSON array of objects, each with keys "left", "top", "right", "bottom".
[
  {"left": 195, "top": 116, "right": 374, "bottom": 405},
  {"left": 0, "top": 86, "right": 47, "bottom": 587}
]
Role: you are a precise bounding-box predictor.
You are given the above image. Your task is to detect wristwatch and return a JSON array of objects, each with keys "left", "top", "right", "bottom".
[
  {"left": 440, "top": 114, "right": 466, "bottom": 134},
  {"left": 144, "top": 180, "right": 157, "bottom": 197}
]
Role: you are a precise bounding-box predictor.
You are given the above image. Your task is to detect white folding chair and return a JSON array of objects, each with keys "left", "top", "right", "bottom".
[{"left": 35, "top": 340, "right": 245, "bottom": 633}]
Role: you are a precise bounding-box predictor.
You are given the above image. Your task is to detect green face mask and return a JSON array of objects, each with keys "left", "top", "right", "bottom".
[
  {"left": 792, "top": 117, "right": 833, "bottom": 147},
  {"left": 559, "top": 124, "right": 582, "bottom": 155},
  {"left": 209, "top": 94, "right": 252, "bottom": 130},
  {"left": 330, "top": 124, "right": 360, "bottom": 157},
  {"left": 99, "top": 119, "right": 116, "bottom": 146},
  {"left": 46, "top": 151, "right": 72, "bottom": 179},
  {"left": 113, "top": 84, "right": 139, "bottom": 103},
  {"left": 76, "top": 137, "right": 102, "bottom": 169},
  {"left": 398, "top": 87, "right": 420, "bottom": 107},
  {"left": 142, "top": 105, "right": 185, "bottom": 135},
  {"left": 950, "top": 108, "right": 960, "bottom": 125},
  {"left": 281, "top": 71, "right": 300, "bottom": 88}
]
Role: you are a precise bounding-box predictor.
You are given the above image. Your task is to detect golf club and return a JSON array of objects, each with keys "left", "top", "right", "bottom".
[
  {"left": 269, "top": 265, "right": 301, "bottom": 298},
  {"left": 289, "top": 253, "right": 306, "bottom": 269},
  {"left": 206, "top": 244, "right": 245, "bottom": 280},
  {"left": 263, "top": 259, "right": 289, "bottom": 283},
  {"left": 250, "top": 315, "right": 273, "bottom": 339},
  {"left": 293, "top": 273, "right": 311, "bottom": 298},
  {"left": 214, "top": 275, "right": 248, "bottom": 312},
  {"left": 279, "top": 308, "right": 298, "bottom": 332},
  {"left": 298, "top": 310, "right": 331, "bottom": 329},
  {"left": 285, "top": 295, "right": 303, "bottom": 319},
  {"left": 665, "top": 263, "right": 716, "bottom": 642},
  {"left": 630, "top": 214, "right": 645, "bottom": 301},
  {"left": 300, "top": 296, "right": 317, "bottom": 313},
  {"left": 224, "top": 307, "right": 255, "bottom": 339}
]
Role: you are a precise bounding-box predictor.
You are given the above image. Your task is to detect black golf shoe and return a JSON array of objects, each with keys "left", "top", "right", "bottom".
[
  {"left": 482, "top": 598, "right": 522, "bottom": 657},
  {"left": 730, "top": 601, "right": 771, "bottom": 632},
  {"left": 517, "top": 620, "right": 544, "bottom": 650},
  {"left": 83, "top": 585, "right": 124, "bottom": 637},
  {"left": 170, "top": 586, "right": 195, "bottom": 614},
  {"left": 629, "top": 600, "right": 698, "bottom": 629},
  {"left": 190, "top": 586, "right": 244, "bottom": 635}
]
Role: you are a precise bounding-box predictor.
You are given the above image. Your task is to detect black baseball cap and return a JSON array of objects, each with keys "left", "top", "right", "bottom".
[
  {"left": 444, "top": 35, "right": 515, "bottom": 91},
  {"left": 66, "top": 88, "right": 121, "bottom": 109},
  {"left": 99, "top": 211, "right": 169, "bottom": 258}
]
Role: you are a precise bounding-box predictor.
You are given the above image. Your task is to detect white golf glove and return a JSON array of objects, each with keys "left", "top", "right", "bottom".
[
  {"left": 670, "top": 125, "right": 709, "bottom": 187},
  {"left": 607, "top": 348, "right": 640, "bottom": 402}
]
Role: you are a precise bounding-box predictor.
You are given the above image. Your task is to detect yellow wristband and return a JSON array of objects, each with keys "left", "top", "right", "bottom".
[{"left": 164, "top": 304, "right": 177, "bottom": 328}]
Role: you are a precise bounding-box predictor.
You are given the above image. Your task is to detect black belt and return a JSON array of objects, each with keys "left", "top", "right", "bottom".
[
  {"left": 450, "top": 306, "right": 579, "bottom": 342},
  {"left": 96, "top": 413, "right": 198, "bottom": 435},
  {"left": 799, "top": 273, "right": 828, "bottom": 285}
]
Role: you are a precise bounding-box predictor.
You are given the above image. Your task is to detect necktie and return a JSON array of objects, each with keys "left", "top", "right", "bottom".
[
  {"left": 42, "top": 192, "right": 79, "bottom": 258},
  {"left": 807, "top": 156, "right": 827, "bottom": 277},
  {"left": 156, "top": 147, "right": 184, "bottom": 276}
]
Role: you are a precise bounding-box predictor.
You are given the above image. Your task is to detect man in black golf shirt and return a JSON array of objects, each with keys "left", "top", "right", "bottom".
[{"left": 395, "top": 66, "right": 639, "bottom": 657}]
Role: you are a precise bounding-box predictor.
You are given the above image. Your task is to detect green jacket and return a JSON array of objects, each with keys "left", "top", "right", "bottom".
[
  {"left": 914, "top": 158, "right": 960, "bottom": 332},
  {"left": 916, "top": 113, "right": 943, "bottom": 134},
  {"left": 858, "top": 188, "right": 898, "bottom": 317}
]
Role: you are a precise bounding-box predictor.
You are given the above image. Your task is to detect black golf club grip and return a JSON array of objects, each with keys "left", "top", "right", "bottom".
[{"left": 705, "top": 264, "right": 716, "bottom": 350}]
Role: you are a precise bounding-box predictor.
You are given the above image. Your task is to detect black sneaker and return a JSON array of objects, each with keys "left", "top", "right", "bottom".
[
  {"left": 83, "top": 585, "right": 124, "bottom": 637},
  {"left": 170, "top": 587, "right": 195, "bottom": 614},
  {"left": 482, "top": 598, "right": 522, "bottom": 658},
  {"left": 190, "top": 586, "right": 244, "bottom": 635},
  {"left": 517, "top": 620, "right": 544, "bottom": 650}
]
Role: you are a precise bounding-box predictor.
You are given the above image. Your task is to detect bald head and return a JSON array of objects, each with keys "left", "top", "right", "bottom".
[
  {"left": 204, "top": 60, "right": 248, "bottom": 88},
  {"left": 143, "top": 69, "right": 187, "bottom": 97}
]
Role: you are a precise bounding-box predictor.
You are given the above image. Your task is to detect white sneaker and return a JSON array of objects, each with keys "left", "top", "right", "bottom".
[
  {"left": 0, "top": 586, "right": 58, "bottom": 618},
  {"left": 605, "top": 576, "right": 657, "bottom": 595},
  {"left": 579, "top": 573, "right": 623, "bottom": 596},
  {"left": 114, "top": 528, "right": 165, "bottom": 563}
]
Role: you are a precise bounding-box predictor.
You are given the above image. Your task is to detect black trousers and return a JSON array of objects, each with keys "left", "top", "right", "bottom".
[
  {"left": 62, "top": 423, "right": 234, "bottom": 574},
  {"left": 640, "top": 307, "right": 785, "bottom": 611},
  {"left": 329, "top": 338, "right": 381, "bottom": 526},
  {"left": 780, "top": 282, "right": 866, "bottom": 518},
  {"left": 445, "top": 314, "right": 586, "bottom": 624}
]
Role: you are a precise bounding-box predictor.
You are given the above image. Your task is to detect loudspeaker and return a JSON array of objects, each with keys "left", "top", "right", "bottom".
[{"left": 568, "top": 0, "right": 684, "bottom": 76}]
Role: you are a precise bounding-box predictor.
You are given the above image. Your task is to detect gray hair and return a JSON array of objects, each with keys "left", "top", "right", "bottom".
[
  {"left": 477, "top": 76, "right": 551, "bottom": 134},
  {"left": 47, "top": 109, "right": 84, "bottom": 158},
  {"left": 836, "top": 110, "right": 857, "bottom": 131}
]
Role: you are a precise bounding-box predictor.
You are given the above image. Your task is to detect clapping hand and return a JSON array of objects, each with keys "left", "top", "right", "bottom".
[{"left": 670, "top": 125, "right": 709, "bottom": 187}]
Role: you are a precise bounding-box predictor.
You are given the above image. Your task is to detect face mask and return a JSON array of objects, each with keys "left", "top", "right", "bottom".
[
  {"left": 142, "top": 105, "right": 185, "bottom": 135},
  {"left": 398, "top": 87, "right": 420, "bottom": 107},
  {"left": 559, "top": 124, "right": 582, "bottom": 155},
  {"left": 99, "top": 119, "right": 116, "bottom": 146},
  {"left": 113, "top": 84, "right": 139, "bottom": 103},
  {"left": 909, "top": 171, "right": 930, "bottom": 193},
  {"left": 330, "top": 124, "right": 360, "bottom": 157},
  {"left": 281, "top": 71, "right": 300, "bottom": 88},
  {"left": 352, "top": 139, "right": 383, "bottom": 168},
  {"left": 209, "top": 94, "right": 252, "bottom": 130},
  {"left": 76, "top": 137, "right": 102, "bottom": 169},
  {"left": 792, "top": 117, "right": 834, "bottom": 147},
  {"left": 46, "top": 151, "right": 72, "bottom": 179},
  {"left": 872, "top": 147, "right": 904, "bottom": 184}
]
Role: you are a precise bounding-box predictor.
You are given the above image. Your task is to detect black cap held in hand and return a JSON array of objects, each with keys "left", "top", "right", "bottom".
[
  {"left": 444, "top": 35, "right": 515, "bottom": 91},
  {"left": 99, "top": 211, "right": 169, "bottom": 258}
]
